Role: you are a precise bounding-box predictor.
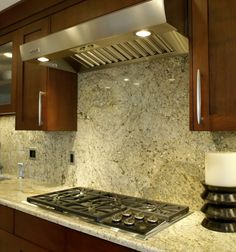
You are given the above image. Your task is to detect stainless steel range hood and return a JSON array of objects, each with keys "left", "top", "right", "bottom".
[{"left": 20, "top": 0, "right": 188, "bottom": 73}]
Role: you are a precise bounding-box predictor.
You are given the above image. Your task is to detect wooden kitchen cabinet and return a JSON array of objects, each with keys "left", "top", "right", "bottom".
[
  {"left": 0, "top": 31, "right": 18, "bottom": 115},
  {"left": 15, "top": 210, "right": 66, "bottom": 252},
  {"left": 0, "top": 205, "right": 14, "bottom": 233},
  {"left": 0, "top": 229, "right": 48, "bottom": 252},
  {"left": 16, "top": 18, "right": 77, "bottom": 131},
  {"left": 0, "top": 205, "right": 48, "bottom": 252},
  {"left": 190, "top": 0, "right": 236, "bottom": 130},
  {"left": 65, "top": 228, "right": 136, "bottom": 252},
  {"left": 14, "top": 210, "right": 136, "bottom": 252},
  {"left": 0, "top": 205, "right": 136, "bottom": 252}
]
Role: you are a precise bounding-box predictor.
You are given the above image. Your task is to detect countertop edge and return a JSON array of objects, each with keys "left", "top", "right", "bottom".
[{"left": 0, "top": 197, "right": 160, "bottom": 252}]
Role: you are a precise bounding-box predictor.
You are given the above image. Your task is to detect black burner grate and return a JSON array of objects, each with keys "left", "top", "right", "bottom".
[{"left": 27, "top": 187, "right": 189, "bottom": 236}]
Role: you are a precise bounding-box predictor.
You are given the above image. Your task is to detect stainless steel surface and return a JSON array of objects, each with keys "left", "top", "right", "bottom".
[
  {"left": 38, "top": 91, "right": 45, "bottom": 126},
  {"left": 17, "top": 162, "right": 24, "bottom": 179},
  {"left": 27, "top": 187, "right": 189, "bottom": 239},
  {"left": 20, "top": 0, "right": 188, "bottom": 72},
  {"left": 197, "top": 69, "right": 201, "bottom": 125}
]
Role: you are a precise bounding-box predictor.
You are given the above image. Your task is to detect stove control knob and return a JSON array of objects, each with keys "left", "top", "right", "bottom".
[
  {"left": 134, "top": 212, "right": 145, "bottom": 220},
  {"left": 124, "top": 217, "right": 135, "bottom": 226},
  {"left": 112, "top": 214, "right": 122, "bottom": 223},
  {"left": 147, "top": 215, "right": 159, "bottom": 223}
]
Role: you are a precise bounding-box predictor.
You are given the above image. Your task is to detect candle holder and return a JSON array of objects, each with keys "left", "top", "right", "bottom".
[{"left": 201, "top": 182, "right": 236, "bottom": 232}]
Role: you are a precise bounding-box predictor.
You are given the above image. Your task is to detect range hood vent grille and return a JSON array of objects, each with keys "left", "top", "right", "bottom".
[
  {"left": 20, "top": 0, "right": 189, "bottom": 73},
  {"left": 71, "top": 32, "right": 174, "bottom": 69}
]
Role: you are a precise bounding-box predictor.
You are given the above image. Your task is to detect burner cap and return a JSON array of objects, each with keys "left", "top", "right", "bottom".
[
  {"left": 124, "top": 217, "right": 135, "bottom": 226},
  {"left": 112, "top": 214, "right": 122, "bottom": 223},
  {"left": 122, "top": 209, "right": 132, "bottom": 217},
  {"left": 140, "top": 203, "right": 157, "bottom": 212},
  {"left": 147, "top": 215, "right": 159, "bottom": 223},
  {"left": 134, "top": 212, "right": 145, "bottom": 220}
]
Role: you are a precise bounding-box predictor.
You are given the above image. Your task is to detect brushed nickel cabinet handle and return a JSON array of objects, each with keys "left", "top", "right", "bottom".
[
  {"left": 197, "top": 69, "right": 202, "bottom": 125},
  {"left": 38, "top": 91, "right": 46, "bottom": 126}
]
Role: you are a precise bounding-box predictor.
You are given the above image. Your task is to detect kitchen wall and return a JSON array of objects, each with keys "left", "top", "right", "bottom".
[{"left": 0, "top": 55, "right": 235, "bottom": 210}]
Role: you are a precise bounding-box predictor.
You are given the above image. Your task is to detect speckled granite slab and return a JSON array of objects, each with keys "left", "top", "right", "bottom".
[
  {"left": 0, "top": 177, "right": 235, "bottom": 252},
  {"left": 1, "top": 56, "right": 236, "bottom": 211}
]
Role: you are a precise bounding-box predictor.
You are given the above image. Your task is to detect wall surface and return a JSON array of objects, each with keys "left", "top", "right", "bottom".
[{"left": 0, "top": 56, "right": 235, "bottom": 210}]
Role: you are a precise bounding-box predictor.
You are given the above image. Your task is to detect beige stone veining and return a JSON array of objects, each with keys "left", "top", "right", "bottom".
[
  {"left": 0, "top": 177, "right": 235, "bottom": 252},
  {"left": 0, "top": 56, "right": 235, "bottom": 210}
]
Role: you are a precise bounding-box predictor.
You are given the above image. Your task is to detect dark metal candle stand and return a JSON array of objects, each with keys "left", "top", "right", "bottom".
[{"left": 201, "top": 182, "right": 236, "bottom": 232}]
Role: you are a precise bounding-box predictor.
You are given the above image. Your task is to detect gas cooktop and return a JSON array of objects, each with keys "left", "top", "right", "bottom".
[{"left": 27, "top": 187, "right": 189, "bottom": 238}]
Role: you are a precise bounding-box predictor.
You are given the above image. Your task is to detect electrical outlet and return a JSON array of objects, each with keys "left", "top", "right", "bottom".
[
  {"left": 69, "top": 151, "right": 75, "bottom": 165},
  {"left": 29, "top": 148, "right": 36, "bottom": 160}
]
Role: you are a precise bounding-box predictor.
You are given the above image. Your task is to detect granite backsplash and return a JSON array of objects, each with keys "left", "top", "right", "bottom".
[{"left": 0, "top": 55, "right": 235, "bottom": 210}]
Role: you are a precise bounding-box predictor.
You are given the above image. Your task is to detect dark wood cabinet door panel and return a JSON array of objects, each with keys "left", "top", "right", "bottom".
[
  {"left": 189, "top": 0, "right": 210, "bottom": 130},
  {"left": 15, "top": 17, "right": 77, "bottom": 131},
  {"left": 0, "top": 0, "right": 87, "bottom": 36},
  {"left": 16, "top": 18, "right": 49, "bottom": 130},
  {"left": 0, "top": 205, "right": 137, "bottom": 252},
  {"left": 45, "top": 68, "right": 77, "bottom": 131},
  {"left": 0, "top": 0, "right": 65, "bottom": 32},
  {"left": 0, "top": 205, "right": 14, "bottom": 233},
  {"left": 65, "top": 228, "right": 136, "bottom": 252},
  {"left": 208, "top": 0, "right": 236, "bottom": 130},
  {"left": 0, "top": 229, "right": 18, "bottom": 252},
  {"left": 15, "top": 210, "right": 65, "bottom": 252},
  {"left": 0, "top": 229, "right": 48, "bottom": 252},
  {"left": 190, "top": 0, "right": 236, "bottom": 130}
]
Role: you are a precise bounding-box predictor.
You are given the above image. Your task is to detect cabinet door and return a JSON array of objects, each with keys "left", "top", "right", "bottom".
[
  {"left": 0, "top": 205, "right": 14, "bottom": 233},
  {"left": 0, "top": 229, "right": 48, "bottom": 252},
  {"left": 65, "top": 228, "right": 136, "bottom": 252},
  {"left": 190, "top": 0, "right": 209, "bottom": 130},
  {"left": 0, "top": 31, "right": 17, "bottom": 115},
  {"left": 190, "top": 0, "right": 236, "bottom": 130},
  {"left": 45, "top": 68, "right": 77, "bottom": 131},
  {"left": 16, "top": 18, "right": 49, "bottom": 130},
  {"left": 15, "top": 210, "right": 65, "bottom": 252},
  {"left": 208, "top": 0, "right": 236, "bottom": 130}
]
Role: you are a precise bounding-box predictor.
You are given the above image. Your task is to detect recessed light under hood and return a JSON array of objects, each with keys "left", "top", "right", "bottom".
[{"left": 20, "top": 0, "right": 188, "bottom": 73}]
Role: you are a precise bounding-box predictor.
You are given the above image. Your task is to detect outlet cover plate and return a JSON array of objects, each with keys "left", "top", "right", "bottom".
[
  {"left": 29, "top": 148, "right": 36, "bottom": 160},
  {"left": 69, "top": 151, "right": 75, "bottom": 165}
]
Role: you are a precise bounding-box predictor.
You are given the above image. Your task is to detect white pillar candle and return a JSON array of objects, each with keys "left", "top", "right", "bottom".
[{"left": 205, "top": 152, "right": 236, "bottom": 187}]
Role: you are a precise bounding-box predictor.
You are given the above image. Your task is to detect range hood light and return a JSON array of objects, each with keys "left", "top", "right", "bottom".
[
  {"left": 20, "top": 0, "right": 189, "bottom": 72},
  {"left": 3, "top": 52, "right": 12, "bottom": 58},
  {"left": 37, "top": 57, "right": 49, "bottom": 62},
  {"left": 135, "top": 30, "right": 151, "bottom": 38}
]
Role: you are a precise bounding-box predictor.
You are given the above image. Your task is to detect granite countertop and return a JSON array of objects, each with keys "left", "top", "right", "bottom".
[{"left": 0, "top": 175, "right": 235, "bottom": 252}]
